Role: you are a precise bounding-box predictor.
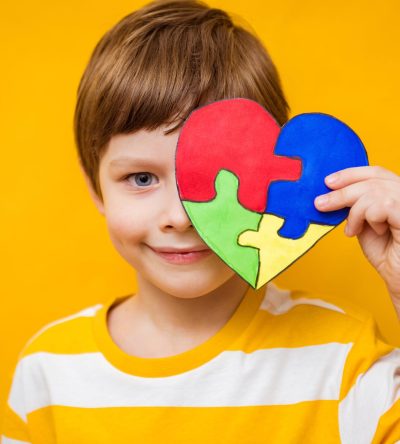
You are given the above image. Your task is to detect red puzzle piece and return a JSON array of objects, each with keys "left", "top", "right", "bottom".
[{"left": 176, "top": 99, "right": 302, "bottom": 213}]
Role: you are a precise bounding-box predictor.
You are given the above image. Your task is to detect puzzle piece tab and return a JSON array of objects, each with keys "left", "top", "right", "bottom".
[
  {"left": 265, "top": 113, "right": 369, "bottom": 239},
  {"left": 176, "top": 98, "right": 302, "bottom": 213},
  {"left": 238, "top": 214, "right": 335, "bottom": 288},
  {"left": 182, "top": 169, "right": 261, "bottom": 287}
]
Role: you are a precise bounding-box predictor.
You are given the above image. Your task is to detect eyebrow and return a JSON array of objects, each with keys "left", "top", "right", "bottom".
[{"left": 108, "top": 156, "right": 159, "bottom": 169}]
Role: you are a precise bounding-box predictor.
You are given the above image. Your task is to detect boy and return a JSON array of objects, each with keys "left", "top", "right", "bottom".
[{"left": 2, "top": 0, "right": 400, "bottom": 442}]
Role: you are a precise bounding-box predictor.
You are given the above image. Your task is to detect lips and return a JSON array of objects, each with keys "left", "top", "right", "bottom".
[
  {"left": 148, "top": 245, "right": 213, "bottom": 264},
  {"left": 151, "top": 246, "right": 211, "bottom": 253}
]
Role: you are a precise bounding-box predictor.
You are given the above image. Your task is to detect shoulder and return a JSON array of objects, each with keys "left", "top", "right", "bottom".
[
  {"left": 255, "top": 283, "right": 397, "bottom": 393},
  {"left": 19, "top": 302, "right": 104, "bottom": 360},
  {"left": 260, "top": 282, "right": 376, "bottom": 343},
  {"left": 264, "top": 281, "right": 371, "bottom": 321},
  {"left": 6, "top": 302, "right": 104, "bottom": 424}
]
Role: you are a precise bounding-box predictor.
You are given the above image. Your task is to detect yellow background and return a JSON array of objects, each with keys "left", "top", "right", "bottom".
[{"left": 1, "top": 0, "right": 400, "bottom": 414}]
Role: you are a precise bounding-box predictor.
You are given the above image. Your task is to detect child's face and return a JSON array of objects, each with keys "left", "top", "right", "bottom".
[{"left": 89, "top": 124, "right": 237, "bottom": 298}]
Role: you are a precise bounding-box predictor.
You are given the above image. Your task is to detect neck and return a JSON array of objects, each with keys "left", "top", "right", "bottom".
[{"left": 132, "top": 273, "right": 249, "bottom": 337}]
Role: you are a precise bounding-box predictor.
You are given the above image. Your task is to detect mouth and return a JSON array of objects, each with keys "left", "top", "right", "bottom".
[{"left": 147, "top": 245, "right": 213, "bottom": 265}]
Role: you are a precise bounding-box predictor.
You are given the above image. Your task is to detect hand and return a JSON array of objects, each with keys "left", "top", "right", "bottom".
[{"left": 314, "top": 166, "right": 400, "bottom": 316}]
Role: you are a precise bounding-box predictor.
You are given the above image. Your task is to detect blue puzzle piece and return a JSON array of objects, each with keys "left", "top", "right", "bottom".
[{"left": 265, "top": 113, "right": 369, "bottom": 239}]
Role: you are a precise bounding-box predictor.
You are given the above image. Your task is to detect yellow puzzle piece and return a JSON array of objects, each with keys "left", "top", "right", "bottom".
[{"left": 238, "top": 214, "right": 335, "bottom": 289}]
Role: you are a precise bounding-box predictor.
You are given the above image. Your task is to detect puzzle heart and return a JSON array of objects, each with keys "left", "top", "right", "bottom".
[{"left": 175, "top": 98, "right": 369, "bottom": 288}]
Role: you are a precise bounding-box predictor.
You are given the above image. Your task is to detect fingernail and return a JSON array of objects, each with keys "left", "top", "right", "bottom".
[
  {"left": 325, "top": 174, "right": 337, "bottom": 185},
  {"left": 315, "top": 195, "right": 328, "bottom": 206}
]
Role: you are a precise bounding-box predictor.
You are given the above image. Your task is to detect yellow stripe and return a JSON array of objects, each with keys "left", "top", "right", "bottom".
[
  {"left": 372, "top": 398, "right": 400, "bottom": 443},
  {"left": 230, "top": 305, "right": 361, "bottom": 351},
  {"left": 20, "top": 317, "right": 98, "bottom": 358},
  {"left": 19, "top": 297, "right": 362, "bottom": 357},
  {"left": 339, "top": 317, "right": 394, "bottom": 400},
  {"left": 28, "top": 401, "right": 339, "bottom": 443},
  {"left": 1, "top": 404, "right": 30, "bottom": 442},
  {"left": 291, "top": 289, "right": 370, "bottom": 322}
]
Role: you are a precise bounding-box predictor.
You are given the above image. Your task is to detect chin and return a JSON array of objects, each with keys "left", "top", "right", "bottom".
[{"left": 148, "top": 268, "right": 236, "bottom": 299}]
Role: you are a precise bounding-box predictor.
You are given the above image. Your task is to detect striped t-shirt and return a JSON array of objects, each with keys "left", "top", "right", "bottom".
[{"left": 2, "top": 282, "right": 400, "bottom": 443}]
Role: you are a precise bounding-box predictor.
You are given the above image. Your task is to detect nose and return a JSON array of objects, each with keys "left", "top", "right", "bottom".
[{"left": 159, "top": 181, "right": 193, "bottom": 232}]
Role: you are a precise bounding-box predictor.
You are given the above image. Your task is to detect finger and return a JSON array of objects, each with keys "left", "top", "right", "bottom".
[
  {"left": 324, "top": 165, "right": 400, "bottom": 190},
  {"left": 345, "top": 194, "right": 372, "bottom": 236},
  {"left": 315, "top": 181, "right": 370, "bottom": 211},
  {"left": 346, "top": 220, "right": 388, "bottom": 237},
  {"left": 366, "top": 197, "right": 400, "bottom": 231},
  {"left": 364, "top": 200, "right": 394, "bottom": 236},
  {"left": 345, "top": 194, "right": 388, "bottom": 236},
  {"left": 369, "top": 221, "right": 389, "bottom": 236},
  {"left": 315, "top": 179, "right": 400, "bottom": 212}
]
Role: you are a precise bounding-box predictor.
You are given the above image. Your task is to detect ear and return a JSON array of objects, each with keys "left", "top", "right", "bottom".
[{"left": 79, "top": 164, "right": 105, "bottom": 216}]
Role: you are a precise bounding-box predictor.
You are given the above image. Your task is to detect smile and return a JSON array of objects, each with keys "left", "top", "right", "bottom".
[{"left": 148, "top": 246, "right": 213, "bottom": 265}]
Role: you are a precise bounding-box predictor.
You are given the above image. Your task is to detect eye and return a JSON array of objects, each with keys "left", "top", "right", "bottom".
[{"left": 126, "top": 172, "right": 159, "bottom": 188}]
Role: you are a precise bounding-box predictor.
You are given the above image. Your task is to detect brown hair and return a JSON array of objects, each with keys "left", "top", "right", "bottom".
[{"left": 74, "top": 0, "right": 290, "bottom": 201}]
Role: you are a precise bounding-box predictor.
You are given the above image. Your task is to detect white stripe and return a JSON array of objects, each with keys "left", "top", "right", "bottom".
[
  {"left": 262, "top": 282, "right": 344, "bottom": 315},
  {"left": 1, "top": 437, "right": 30, "bottom": 444},
  {"left": 339, "top": 348, "right": 400, "bottom": 444},
  {"left": 8, "top": 304, "right": 103, "bottom": 422},
  {"left": 7, "top": 359, "right": 28, "bottom": 423},
  {"left": 12, "top": 343, "right": 351, "bottom": 415}
]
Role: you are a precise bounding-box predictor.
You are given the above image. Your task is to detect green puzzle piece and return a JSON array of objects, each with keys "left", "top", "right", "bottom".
[{"left": 182, "top": 169, "right": 261, "bottom": 286}]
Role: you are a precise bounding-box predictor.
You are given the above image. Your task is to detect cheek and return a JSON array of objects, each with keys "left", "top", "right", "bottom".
[{"left": 104, "top": 200, "right": 152, "bottom": 245}]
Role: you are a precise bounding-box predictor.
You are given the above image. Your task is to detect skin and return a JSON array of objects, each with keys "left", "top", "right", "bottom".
[
  {"left": 83, "top": 124, "right": 249, "bottom": 358},
  {"left": 83, "top": 125, "right": 400, "bottom": 356},
  {"left": 314, "top": 165, "right": 400, "bottom": 319}
]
